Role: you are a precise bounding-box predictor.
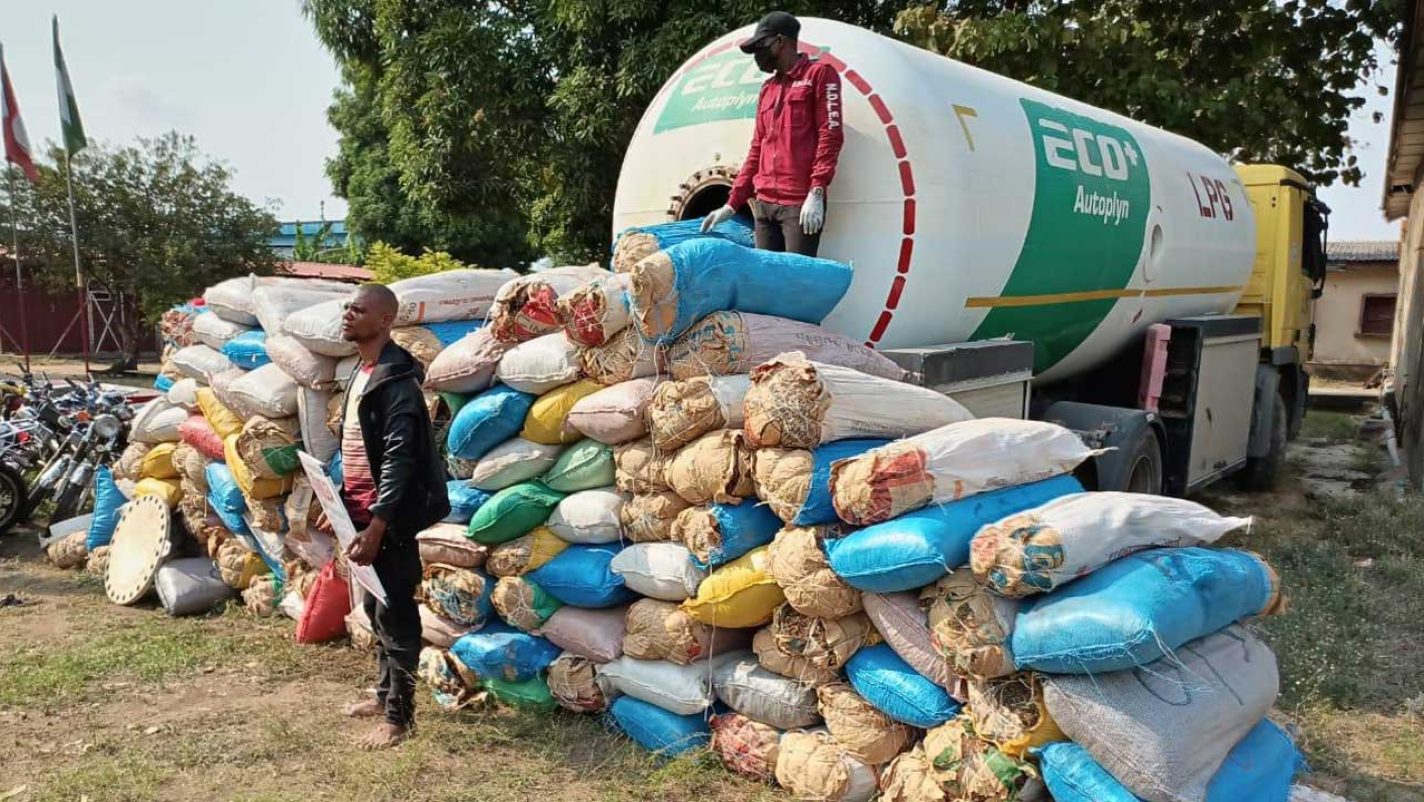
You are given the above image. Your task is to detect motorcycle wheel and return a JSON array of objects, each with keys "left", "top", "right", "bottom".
[
  {"left": 0, "top": 463, "right": 29, "bottom": 536},
  {"left": 51, "top": 481, "right": 89, "bottom": 524}
]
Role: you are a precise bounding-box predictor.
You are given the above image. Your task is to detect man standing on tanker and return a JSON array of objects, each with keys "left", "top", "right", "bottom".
[
  {"left": 336, "top": 283, "right": 450, "bottom": 749},
  {"left": 700, "top": 11, "right": 844, "bottom": 257}
]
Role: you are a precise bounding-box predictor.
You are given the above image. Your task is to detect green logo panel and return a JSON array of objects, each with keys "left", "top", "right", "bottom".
[
  {"left": 971, "top": 99, "right": 1151, "bottom": 373},
  {"left": 654, "top": 50, "right": 765, "bottom": 134}
]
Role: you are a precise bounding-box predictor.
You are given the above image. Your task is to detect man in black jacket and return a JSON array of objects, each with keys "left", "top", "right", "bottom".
[{"left": 337, "top": 282, "right": 450, "bottom": 749}]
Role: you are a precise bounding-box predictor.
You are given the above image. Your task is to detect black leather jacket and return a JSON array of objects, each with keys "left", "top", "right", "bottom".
[{"left": 342, "top": 340, "right": 449, "bottom": 540}]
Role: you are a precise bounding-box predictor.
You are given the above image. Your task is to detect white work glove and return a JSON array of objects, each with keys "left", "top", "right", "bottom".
[
  {"left": 700, "top": 205, "right": 736, "bottom": 234},
  {"left": 800, "top": 187, "right": 826, "bottom": 235}
]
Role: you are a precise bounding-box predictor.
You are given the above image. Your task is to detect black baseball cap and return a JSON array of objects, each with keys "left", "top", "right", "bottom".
[{"left": 739, "top": 11, "right": 800, "bottom": 53}]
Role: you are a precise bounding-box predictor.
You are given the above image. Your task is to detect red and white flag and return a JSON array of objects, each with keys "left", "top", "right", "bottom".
[{"left": 1, "top": 44, "right": 39, "bottom": 184}]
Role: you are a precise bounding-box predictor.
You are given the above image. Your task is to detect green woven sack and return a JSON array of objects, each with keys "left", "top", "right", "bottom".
[
  {"left": 483, "top": 674, "right": 557, "bottom": 712},
  {"left": 543, "top": 439, "right": 614, "bottom": 493},
  {"left": 467, "top": 481, "right": 566, "bottom": 545}
]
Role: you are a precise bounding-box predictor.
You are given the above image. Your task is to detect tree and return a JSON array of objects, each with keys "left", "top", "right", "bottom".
[
  {"left": 5, "top": 133, "right": 278, "bottom": 370},
  {"left": 364, "top": 241, "right": 469, "bottom": 284},
  {"left": 304, "top": 0, "right": 900, "bottom": 264},
  {"left": 895, "top": 0, "right": 1401, "bottom": 187}
]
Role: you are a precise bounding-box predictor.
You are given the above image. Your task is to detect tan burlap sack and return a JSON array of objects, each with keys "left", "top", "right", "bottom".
[
  {"left": 490, "top": 576, "right": 550, "bottom": 632},
  {"left": 485, "top": 527, "right": 567, "bottom": 577},
  {"left": 559, "top": 273, "right": 633, "bottom": 348},
  {"left": 965, "top": 674, "right": 1064, "bottom": 759},
  {"left": 665, "top": 429, "right": 755, "bottom": 505},
  {"left": 711, "top": 712, "right": 783, "bottom": 783},
  {"left": 622, "top": 598, "right": 749, "bottom": 665},
  {"left": 85, "top": 545, "right": 112, "bottom": 578},
  {"left": 325, "top": 391, "right": 345, "bottom": 437},
  {"left": 614, "top": 438, "right": 673, "bottom": 494},
  {"left": 922, "top": 569, "right": 1020, "bottom": 680},
  {"left": 766, "top": 525, "right": 862, "bottom": 619},
  {"left": 880, "top": 745, "right": 949, "bottom": 802},
  {"left": 819, "top": 682, "right": 916, "bottom": 766},
  {"left": 113, "top": 442, "right": 154, "bottom": 482},
  {"left": 776, "top": 730, "right": 881, "bottom": 802},
  {"left": 668, "top": 310, "right": 907, "bottom": 382},
  {"left": 921, "top": 715, "right": 1044, "bottom": 802},
  {"left": 46, "top": 531, "right": 88, "bottom": 570},
  {"left": 647, "top": 375, "right": 749, "bottom": 451},
  {"left": 346, "top": 602, "right": 376, "bottom": 648},
  {"left": 620, "top": 490, "right": 691, "bottom": 543},
  {"left": 752, "top": 446, "right": 814, "bottom": 523},
  {"left": 246, "top": 496, "right": 285, "bottom": 534},
  {"left": 418, "top": 646, "right": 480, "bottom": 710},
  {"left": 489, "top": 263, "right": 607, "bottom": 343},
  {"left": 417, "top": 563, "right": 492, "bottom": 627},
  {"left": 771, "top": 604, "right": 877, "bottom": 673},
  {"left": 242, "top": 575, "right": 279, "bottom": 617},
  {"left": 546, "top": 653, "right": 609, "bottom": 713},
  {"left": 578, "top": 326, "right": 661, "bottom": 386},
  {"left": 753, "top": 627, "right": 840, "bottom": 686},
  {"left": 612, "top": 230, "right": 661, "bottom": 274},
  {"left": 391, "top": 325, "right": 446, "bottom": 370},
  {"left": 235, "top": 415, "right": 302, "bottom": 480}
]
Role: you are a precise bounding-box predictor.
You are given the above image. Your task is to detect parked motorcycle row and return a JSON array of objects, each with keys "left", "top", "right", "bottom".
[{"left": 0, "top": 366, "right": 137, "bottom": 535}]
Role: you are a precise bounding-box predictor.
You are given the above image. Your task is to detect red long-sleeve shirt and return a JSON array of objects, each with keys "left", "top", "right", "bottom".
[{"left": 727, "top": 55, "right": 844, "bottom": 210}]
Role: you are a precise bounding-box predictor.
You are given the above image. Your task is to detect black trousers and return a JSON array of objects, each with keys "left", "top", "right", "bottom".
[
  {"left": 363, "top": 538, "right": 423, "bottom": 727},
  {"left": 753, "top": 200, "right": 822, "bottom": 257}
]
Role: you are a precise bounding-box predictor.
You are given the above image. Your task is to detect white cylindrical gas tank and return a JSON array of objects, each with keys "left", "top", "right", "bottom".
[{"left": 613, "top": 18, "right": 1256, "bottom": 382}]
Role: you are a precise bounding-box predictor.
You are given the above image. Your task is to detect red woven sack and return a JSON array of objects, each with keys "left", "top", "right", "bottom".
[
  {"left": 178, "top": 414, "right": 225, "bottom": 460},
  {"left": 295, "top": 560, "right": 352, "bottom": 644}
]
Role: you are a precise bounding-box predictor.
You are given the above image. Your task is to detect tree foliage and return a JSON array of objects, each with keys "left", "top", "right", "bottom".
[
  {"left": 364, "top": 241, "right": 468, "bottom": 284},
  {"left": 4, "top": 133, "right": 278, "bottom": 368},
  {"left": 306, "top": 0, "right": 1397, "bottom": 263},
  {"left": 896, "top": 0, "right": 1401, "bottom": 186}
]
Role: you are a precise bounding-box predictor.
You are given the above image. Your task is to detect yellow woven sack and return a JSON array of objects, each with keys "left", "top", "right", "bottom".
[
  {"left": 139, "top": 442, "right": 180, "bottom": 480},
  {"left": 133, "top": 476, "right": 182, "bottom": 507},
  {"left": 681, "top": 546, "right": 785, "bottom": 628},
  {"left": 521, "top": 379, "right": 603, "bottom": 445},
  {"left": 223, "top": 434, "right": 292, "bottom": 500},
  {"left": 197, "top": 387, "right": 243, "bottom": 439}
]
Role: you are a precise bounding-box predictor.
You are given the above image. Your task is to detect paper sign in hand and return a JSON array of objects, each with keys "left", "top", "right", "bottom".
[{"left": 297, "top": 451, "right": 387, "bottom": 606}]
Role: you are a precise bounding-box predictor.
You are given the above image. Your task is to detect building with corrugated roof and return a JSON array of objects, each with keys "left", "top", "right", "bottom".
[{"left": 1311, "top": 240, "right": 1400, "bottom": 380}]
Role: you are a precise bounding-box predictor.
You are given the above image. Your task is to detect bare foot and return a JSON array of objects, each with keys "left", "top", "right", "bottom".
[
  {"left": 358, "top": 722, "right": 409, "bottom": 750},
  {"left": 344, "top": 698, "right": 382, "bottom": 718}
]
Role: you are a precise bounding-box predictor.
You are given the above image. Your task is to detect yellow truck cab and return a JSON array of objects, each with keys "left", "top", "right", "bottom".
[{"left": 1233, "top": 165, "right": 1330, "bottom": 463}]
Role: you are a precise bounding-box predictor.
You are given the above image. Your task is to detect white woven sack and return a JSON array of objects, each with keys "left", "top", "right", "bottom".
[
  {"left": 192, "top": 312, "right": 251, "bottom": 350},
  {"left": 609, "top": 542, "right": 706, "bottom": 601},
  {"left": 283, "top": 297, "right": 355, "bottom": 357},
  {"left": 596, "top": 655, "right": 726, "bottom": 715},
  {"left": 165, "top": 378, "right": 200, "bottom": 411},
  {"left": 204, "top": 276, "right": 260, "bottom": 325},
  {"left": 426, "top": 328, "right": 507, "bottom": 394},
  {"left": 226, "top": 363, "right": 299, "bottom": 419},
  {"left": 496, "top": 332, "right": 580, "bottom": 394},
  {"left": 971, "top": 492, "right": 1252, "bottom": 597},
  {"left": 265, "top": 333, "right": 338, "bottom": 389},
  {"left": 469, "top": 437, "right": 564, "bottom": 491},
  {"left": 171, "top": 344, "right": 234, "bottom": 381},
  {"left": 253, "top": 284, "right": 350, "bottom": 335},
  {"left": 130, "top": 398, "right": 188, "bottom": 444},
  {"left": 391, "top": 268, "right": 517, "bottom": 325},
  {"left": 333, "top": 356, "right": 361, "bottom": 389},
  {"left": 297, "top": 386, "right": 339, "bottom": 462},
  {"left": 1043, "top": 625, "right": 1280, "bottom": 802},
  {"left": 545, "top": 488, "right": 624, "bottom": 544},
  {"left": 712, "top": 653, "right": 821, "bottom": 730}
]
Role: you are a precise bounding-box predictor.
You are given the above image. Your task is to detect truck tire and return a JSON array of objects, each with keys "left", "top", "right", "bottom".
[
  {"left": 1240, "top": 393, "right": 1287, "bottom": 491},
  {"left": 1122, "top": 428, "right": 1163, "bottom": 495}
]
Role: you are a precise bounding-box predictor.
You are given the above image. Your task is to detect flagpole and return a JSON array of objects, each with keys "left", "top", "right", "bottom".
[
  {"left": 62, "top": 151, "right": 89, "bottom": 378},
  {"left": 7, "top": 165, "right": 29, "bottom": 372}
]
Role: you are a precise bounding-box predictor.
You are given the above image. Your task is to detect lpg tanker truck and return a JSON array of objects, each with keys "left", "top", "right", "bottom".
[{"left": 612, "top": 18, "right": 1329, "bottom": 496}]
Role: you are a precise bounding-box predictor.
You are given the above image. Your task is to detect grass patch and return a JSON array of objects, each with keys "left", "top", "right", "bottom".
[
  {"left": 30, "top": 754, "right": 168, "bottom": 802},
  {"left": 1300, "top": 410, "right": 1360, "bottom": 443}
]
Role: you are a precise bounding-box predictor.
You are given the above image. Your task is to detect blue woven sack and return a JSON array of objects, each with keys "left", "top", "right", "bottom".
[
  {"left": 1038, "top": 718, "right": 1303, "bottom": 802},
  {"left": 793, "top": 438, "right": 890, "bottom": 525},
  {"left": 205, "top": 462, "right": 246, "bottom": 514},
  {"left": 845, "top": 643, "right": 960, "bottom": 728},
  {"left": 445, "top": 480, "right": 491, "bottom": 523},
  {"left": 153, "top": 374, "right": 174, "bottom": 392},
  {"left": 1011, "top": 547, "right": 1279, "bottom": 674},
  {"left": 424, "top": 319, "right": 484, "bottom": 346},
  {"left": 450, "top": 623, "right": 560, "bottom": 682},
  {"left": 606, "top": 695, "right": 711, "bottom": 756},
  {"left": 446, "top": 384, "right": 537, "bottom": 460},
  {"left": 613, "top": 215, "right": 755, "bottom": 255},
  {"left": 86, "top": 466, "right": 124, "bottom": 549},
  {"left": 222, "top": 330, "right": 270, "bottom": 370},
  {"left": 528, "top": 543, "right": 636, "bottom": 608},
  {"left": 689, "top": 502, "right": 782, "bottom": 570},
  {"left": 631, "top": 238, "right": 854, "bottom": 344},
  {"left": 826, "top": 475, "right": 1081, "bottom": 593}
]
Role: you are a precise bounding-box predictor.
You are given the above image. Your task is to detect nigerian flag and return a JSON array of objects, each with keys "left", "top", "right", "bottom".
[{"left": 52, "top": 16, "right": 86, "bottom": 156}]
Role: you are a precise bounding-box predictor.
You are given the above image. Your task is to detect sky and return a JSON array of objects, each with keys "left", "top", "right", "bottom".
[
  {"left": 0, "top": 4, "right": 1405, "bottom": 241},
  {"left": 2, "top": 1, "right": 348, "bottom": 222}
]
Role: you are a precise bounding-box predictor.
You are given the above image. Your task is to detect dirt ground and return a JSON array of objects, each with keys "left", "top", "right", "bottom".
[{"left": 1, "top": 410, "right": 1421, "bottom": 802}]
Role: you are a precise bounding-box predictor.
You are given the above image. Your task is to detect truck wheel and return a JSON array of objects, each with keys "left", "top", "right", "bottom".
[
  {"left": 1240, "top": 393, "right": 1287, "bottom": 491},
  {"left": 1123, "top": 429, "right": 1163, "bottom": 495}
]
